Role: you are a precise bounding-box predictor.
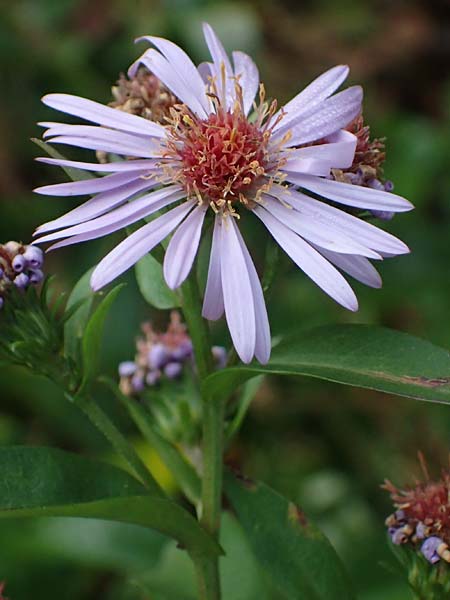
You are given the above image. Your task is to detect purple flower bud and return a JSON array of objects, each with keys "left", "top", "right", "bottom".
[
  {"left": 146, "top": 370, "right": 160, "bottom": 386},
  {"left": 391, "top": 527, "right": 408, "bottom": 545},
  {"left": 394, "top": 509, "right": 406, "bottom": 521},
  {"left": 29, "top": 269, "right": 44, "bottom": 285},
  {"left": 14, "top": 273, "right": 29, "bottom": 289},
  {"left": 371, "top": 210, "right": 395, "bottom": 221},
  {"left": 23, "top": 245, "right": 44, "bottom": 268},
  {"left": 421, "top": 537, "right": 443, "bottom": 564},
  {"left": 0, "top": 297, "right": 3, "bottom": 310},
  {"left": 12, "top": 254, "right": 27, "bottom": 273},
  {"left": 212, "top": 345, "right": 227, "bottom": 369},
  {"left": 164, "top": 361, "right": 182, "bottom": 379},
  {"left": 415, "top": 522, "right": 426, "bottom": 539},
  {"left": 118, "top": 361, "right": 137, "bottom": 377},
  {"left": 384, "top": 180, "right": 394, "bottom": 192},
  {"left": 367, "top": 178, "right": 385, "bottom": 191},
  {"left": 0, "top": 268, "right": 4, "bottom": 279},
  {"left": 171, "top": 339, "right": 193, "bottom": 361},
  {"left": 131, "top": 372, "right": 145, "bottom": 393},
  {"left": 148, "top": 343, "right": 168, "bottom": 369}
]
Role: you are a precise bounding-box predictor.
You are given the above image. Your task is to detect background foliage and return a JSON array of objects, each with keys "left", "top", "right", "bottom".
[{"left": 0, "top": 0, "right": 449, "bottom": 598}]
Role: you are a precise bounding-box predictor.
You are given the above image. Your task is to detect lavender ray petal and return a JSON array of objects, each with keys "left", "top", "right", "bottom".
[
  {"left": 36, "top": 157, "right": 161, "bottom": 173},
  {"left": 234, "top": 224, "right": 271, "bottom": 364},
  {"left": 254, "top": 207, "right": 359, "bottom": 311},
  {"left": 35, "top": 178, "right": 157, "bottom": 235},
  {"left": 269, "top": 185, "right": 410, "bottom": 255},
  {"left": 202, "top": 215, "right": 225, "bottom": 321},
  {"left": 232, "top": 51, "right": 259, "bottom": 115},
  {"left": 315, "top": 248, "right": 382, "bottom": 288},
  {"left": 163, "top": 204, "right": 207, "bottom": 289},
  {"left": 261, "top": 194, "right": 381, "bottom": 258},
  {"left": 49, "top": 135, "right": 159, "bottom": 159},
  {"left": 197, "top": 61, "right": 212, "bottom": 83},
  {"left": 280, "top": 157, "right": 333, "bottom": 177},
  {"left": 286, "top": 173, "right": 414, "bottom": 212},
  {"left": 281, "top": 130, "right": 357, "bottom": 171},
  {"left": 130, "top": 50, "right": 208, "bottom": 117},
  {"left": 202, "top": 23, "right": 234, "bottom": 108},
  {"left": 42, "top": 93, "right": 165, "bottom": 138},
  {"left": 90, "top": 200, "right": 195, "bottom": 291},
  {"left": 274, "top": 87, "right": 363, "bottom": 146},
  {"left": 220, "top": 217, "right": 256, "bottom": 364},
  {"left": 34, "top": 171, "right": 145, "bottom": 197},
  {"left": 138, "top": 36, "right": 210, "bottom": 114},
  {"left": 273, "top": 65, "right": 350, "bottom": 131},
  {"left": 35, "top": 186, "right": 184, "bottom": 244}
]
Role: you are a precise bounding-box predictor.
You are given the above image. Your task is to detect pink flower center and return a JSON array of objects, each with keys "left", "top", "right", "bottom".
[{"left": 175, "top": 110, "right": 268, "bottom": 207}]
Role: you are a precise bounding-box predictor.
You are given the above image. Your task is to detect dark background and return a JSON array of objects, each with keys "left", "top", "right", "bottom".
[{"left": 0, "top": 0, "right": 449, "bottom": 598}]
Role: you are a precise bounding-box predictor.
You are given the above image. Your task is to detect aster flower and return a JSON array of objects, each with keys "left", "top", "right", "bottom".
[{"left": 34, "top": 23, "right": 413, "bottom": 364}]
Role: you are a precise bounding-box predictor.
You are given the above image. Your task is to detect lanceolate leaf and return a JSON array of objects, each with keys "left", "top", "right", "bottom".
[
  {"left": 135, "top": 252, "right": 179, "bottom": 309},
  {"left": 0, "top": 446, "right": 221, "bottom": 558},
  {"left": 64, "top": 267, "right": 95, "bottom": 361},
  {"left": 203, "top": 325, "right": 450, "bottom": 404},
  {"left": 225, "top": 473, "right": 355, "bottom": 600},
  {"left": 79, "top": 285, "right": 124, "bottom": 391}
]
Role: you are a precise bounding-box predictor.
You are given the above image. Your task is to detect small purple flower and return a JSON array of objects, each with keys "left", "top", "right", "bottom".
[
  {"left": 34, "top": 24, "right": 413, "bottom": 364},
  {"left": 145, "top": 370, "right": 160, "bottom": 386},
  {"left": 415, "top": 522, "right": 427, "bottom": 539},
  {"left": 131, "top": 372, "right": 145, "bottom": 393},
  {"left": 148, "top": 343, "right": 168, "bottom": 369},
  {"left": 0, "top": 297, "right": 4, "bottom": 310},
  {"left": 28, "top": 269, "right": 44, "bottom": 284},
  {"left": 14, "top": 273, "right": 30, "bottom": 289},
  {"left": 12, "top": 254, "right": 27, "bottom": 273},
  {"left": 164, "top": 361, "right": 183, "bottom": 379},
  {"left": 23, "top": 245, "right": 44, "bottom": 268},
  {"left": 118, "top": 361, "right": 137, "bottom": 377},
  {"left": 391, "top": 527, "right": 409, "bottom": 545},
  {"left": 171, "top": 339, "right": 193, "bottom": 361},
  {"left": 421, "top": 537, "right": 443, "bottom": 564}
]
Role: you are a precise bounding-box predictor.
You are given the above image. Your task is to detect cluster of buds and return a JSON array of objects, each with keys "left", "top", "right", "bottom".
[
  {"left": 383, "top": 460, "right": 450, "bottom": 566},
  {"left": 119, "top": 311, "right": 226, "bottom": 396},
  {"left": 331, "top": 115, "right": 394, "bottom": 220},
  {"left": 110, "top": 67, "right": 177, "bottom": 123},
  {"left": 0, "top": 241, "right": 44, "bottom": 309}
]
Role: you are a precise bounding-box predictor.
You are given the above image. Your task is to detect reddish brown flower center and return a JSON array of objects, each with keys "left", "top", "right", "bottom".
[{"left": 176, "top": 110, "right": 267, "bottom": 206}]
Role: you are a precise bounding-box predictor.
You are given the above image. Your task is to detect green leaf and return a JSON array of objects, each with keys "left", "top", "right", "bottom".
[
  {"left": 32, "top": 138, "right": 95, "bottom": 181},
  {"left": 204, "top": 325, "right": 450, "bottom": 404},
  {"left": 225, "top": 375, "right": 264, "bottom": 445},
  {"left": 79, "top": 285, "right": 124, "bottom": 391},
  {"left": 64, "top": 267, "right": 95, "bottom": 361},
  {"left": 135, "top": 252, "right": 179, "bottom": 309},
  {"left": 225, "top": 473, "right": 355, "bottom": 600},
  {"left": 0, "top": 446, "right": 221, "bottom": 558}
]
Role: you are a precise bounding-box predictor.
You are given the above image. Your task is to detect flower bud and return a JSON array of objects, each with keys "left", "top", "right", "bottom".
[{"left": 23, "top": 245, "right": 44, "bottom": 268}]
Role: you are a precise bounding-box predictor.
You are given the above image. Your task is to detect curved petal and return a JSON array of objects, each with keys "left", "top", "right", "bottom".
[
  {"left": 220, "top": 217, "right": 256, "bottom": 364},
  {"left": 254, "top": 206, "right": 358, "bottom": 311},
  {"left": 42, "top": 94, "right": 165, "bottom": 138},
  {"left": 261, "top": 194, "right": 381, "bottom": 259},
  {"left": 130, "top": 49, "right": 208, "bottom": 117},
  {"left": 269, "top": 185, "right": 410, "bottom": 255},
  {"left": 234, "top": 224, "right": 271, "bottom": 364},
  {"left": 163, "top": 204, "right": 207, "bottom": 289},
  {"left": 275, "top": 86, "right": 363, "bottom": 146},
  {"left": 273, "top": 65, "right": 350, "bottom": 131},
  {"left": 202, "top": 216, "right": 224, "bottom": 321},
  {"left": 138, "top": 36, "right": 210, "bottom": 114},
  {"left": 232, "top": 51, "right": 259, "bottom": 115},
  {"left": 35, "top": 178, "right": 157, "bottom": 235},
  {"left": 202, "top": 23, "right": 234, "bottom": 107},
  {"left": 35, "top": 186, "right": 184, "bottom": 244},
  {"left": 90, "top": 200, "right": 195, "bottom": 291},
  {"left": 36, "top": 157, "right": 160, "bottom": 173},
  {"left": 281, "top": 130, "right": 357, "bottom": 171},
  {"left": 317, "top": 248, "right": 382, "bottom": 288},
  {"left": 286, "top": 173, "right": 414, "bottom": 212},
  {"left": 34, "top": 171, "right": 143, "bottom": 197}
]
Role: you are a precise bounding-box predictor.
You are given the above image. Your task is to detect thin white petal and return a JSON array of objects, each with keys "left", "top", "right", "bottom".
[
  {"left": 163, "top": 204, "right": 207, "bottom": 289},
  {"left": 90, "top": 201, "right": 195, "bottom": 291},
  {"left": 232, "top": 51, "right": 259, "bottom": 115},
  {"left": 34, "top": 171, "right": 143, "bottom": 197},
  {"left": 42, "top": 93, "right": 165, "bottom": 138},
  {"left": 317, "top": 248, "right": 382, "bottom": 288},
  {"left": 220, "top": 218, "right": 256, "bottom": 363},
  {"left": 36, "top": 157, "right": 160, "bottom": 173},
  {"left": 254, "top": 207, "right": 358, "bottom": 311},
  {"left": 281, "top": 130, "right": 357, "bottom": 171},
  {"left": 202, "top": 216, "right": 224, "bottom": 321}
]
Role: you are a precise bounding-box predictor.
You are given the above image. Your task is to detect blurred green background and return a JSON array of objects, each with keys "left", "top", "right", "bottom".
[{"left": 1, "top": 0, "right": 450, "bottom": 598}]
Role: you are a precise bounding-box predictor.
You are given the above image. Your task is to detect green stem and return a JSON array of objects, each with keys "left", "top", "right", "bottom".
[
  {"left": 74, "top": 395, "right": 163, "bottom": 495},
  {"left": 181, "top": 273, "right": 224, "bottom": 599}
]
